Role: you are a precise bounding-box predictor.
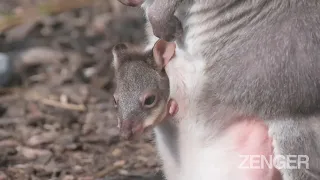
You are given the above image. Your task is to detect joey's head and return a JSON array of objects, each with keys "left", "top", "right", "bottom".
[{"left": 112, "top": 40, "right": 177, "bottom": 139}]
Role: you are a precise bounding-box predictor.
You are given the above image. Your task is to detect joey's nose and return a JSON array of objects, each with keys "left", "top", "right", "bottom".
[
  {"left": 140, "top": 91, "right": 158, "bottom": 108},
  {"left": 119, "top": 120, "right": 133, "bottom": 139},
  {"left": 119, "top": 119, "right": 144, "bottom": 140}
]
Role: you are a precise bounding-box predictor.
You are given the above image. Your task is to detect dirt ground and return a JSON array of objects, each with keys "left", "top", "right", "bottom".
[{"left": 0, "top": 1, "right": 163, "bottom": 180}]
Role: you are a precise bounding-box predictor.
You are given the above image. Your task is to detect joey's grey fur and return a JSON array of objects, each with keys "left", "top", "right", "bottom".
[
  {"left": 112, "top": 44, "right": 171, "bottom": 138},
  {"left": 112, "top": 43, "right": 179, "bottom": 179}
]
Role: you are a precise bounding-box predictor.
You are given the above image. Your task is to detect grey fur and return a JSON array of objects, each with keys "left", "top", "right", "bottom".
[
  {"left": 146, "top": 0, "right": 183, "bottom": 41},
  {"left": 189, "top": 1, "right": 320, "bottom": 179},
  {"left": 199, "top": 1, "right": 320, "bottom": 119},
  {"left": 142, "top": 1, "right": 320, "bottom": 118},
  {"left": 112, "top": 43, "right": 171, "bottom": 135},
  {"left": 144, "top": 0, "right": 320, "bottom": 179},
  {"left": 119, "top": 0, "right": 320, "bottom": 179},
  {"left": 112, "top": 43, "right": 179, "bottom": 178},
  {"left": 117, "top": 0, "right": 184, "bottom": 41}
]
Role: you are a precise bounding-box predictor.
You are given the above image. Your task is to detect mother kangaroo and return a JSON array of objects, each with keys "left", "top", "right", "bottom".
[{"left": 119, "top": 0, "right": 320, "bottom": 180}]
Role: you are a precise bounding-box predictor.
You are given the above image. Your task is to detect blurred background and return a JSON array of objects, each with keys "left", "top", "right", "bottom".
[{"left": 0, "top": 0, "right": 162, "bottom": 179}]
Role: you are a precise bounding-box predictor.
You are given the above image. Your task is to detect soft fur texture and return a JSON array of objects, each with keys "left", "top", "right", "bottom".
[
  {"left": 113, "top": 44, "right": 171, "bottom": 138},
  {"left": 142, "top": 0, "right": 320, "bottom": 179}
]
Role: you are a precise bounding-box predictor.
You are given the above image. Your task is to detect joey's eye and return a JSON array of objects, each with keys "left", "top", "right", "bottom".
[
  {"left": 143, "top": 95, "right": 157, "bottom": 108},
  {"left": 113, "top": 96, "right": 118, "bottom": 107}
]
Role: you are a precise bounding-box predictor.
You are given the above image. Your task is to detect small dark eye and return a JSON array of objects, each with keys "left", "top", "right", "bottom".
[
  {"left": 144, "top": 95, "right": 156, "bottom": 107},
  {"left": 113, "top": 96, "right": 118, "bottom": 107}
]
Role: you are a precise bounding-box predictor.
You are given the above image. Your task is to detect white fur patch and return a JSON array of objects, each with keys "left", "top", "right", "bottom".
[
  {"left": 165, "top": 48, "right": 205, "bottom": 114},
  {"left": 144, "top": 8, "right": 259, "bottom": 179},
  {"left": 178, "top": 120, "right": 246, "bottom": 180},
  {"left": 162, "top": 46, "right": 274, "bottom": 180},
  {"left": 144, "top": 34, "right": 159, "bottom": 52}
]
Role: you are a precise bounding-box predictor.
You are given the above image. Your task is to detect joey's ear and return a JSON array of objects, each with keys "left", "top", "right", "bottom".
[
  {"left": 112, "top": 43, "right": 128, "bottom": 70},
  {"left": 152, "top": 39, "right": 176, "bottom": 70},
  {"left": 118, "top": 0, "right": 144, "bottom": 7}
]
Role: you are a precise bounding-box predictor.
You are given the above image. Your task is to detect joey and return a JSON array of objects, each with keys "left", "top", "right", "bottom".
[{"left": 112, "top": 40, "right": 178, "bottom": 139}]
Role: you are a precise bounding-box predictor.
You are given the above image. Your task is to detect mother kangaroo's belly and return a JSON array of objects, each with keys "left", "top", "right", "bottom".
[
  {"left": 165, "top": 47, "right": 281, "bottom": 179},
  {"left": 178, "top": 117, "right": 282, "bottom": 180}
]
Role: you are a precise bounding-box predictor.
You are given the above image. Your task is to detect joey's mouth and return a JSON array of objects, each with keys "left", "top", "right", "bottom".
[
  {"left": 119, "top": 120, "right": 141, "bottom": 140},
  {"left": 119, "top": 120, "right": 152, "bottom": 140},
  {"left": 119, "top": 100, "right": 179, "bottom": 140}
]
